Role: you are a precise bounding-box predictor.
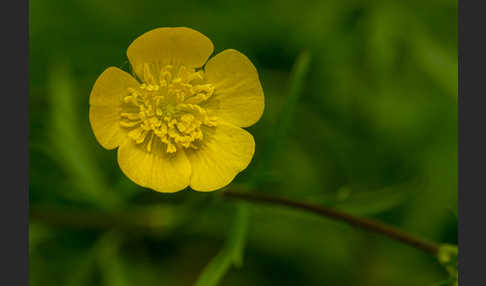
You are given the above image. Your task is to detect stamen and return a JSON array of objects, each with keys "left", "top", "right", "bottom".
[
  {"left": 121, "top": 112, "right": 140, "bottom": 120},
  {"left": 120, "top": 65, "right": 217, "bottom": 153},
  {"left": 120, "top": 120, "right": 141, "bottom": 127},
  {"left": 143, "top": 64, "right": 157, "bottom": 85},
  {"left": 146, "top": 133, "right": 154, "bottom": 152}
]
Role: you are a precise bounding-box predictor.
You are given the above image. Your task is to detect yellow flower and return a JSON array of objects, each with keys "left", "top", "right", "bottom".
[{"left": 89, "top": 27, "right": 264, "bottom": 193}]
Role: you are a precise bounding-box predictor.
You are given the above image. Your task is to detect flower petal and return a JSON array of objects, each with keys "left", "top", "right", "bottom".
[
  {"left": 89, "top": 105, "right": 125, "bottom": 150},
  {"left": 117, "top": 139, "right": 192, "bottom": 193},
  {"left": 127, "top": 27, "right": 214, "bottom": 79},
  {"left": 187, "top": 121, "right": 255, "bottom": 191},
  {"left": 203, "top": 49, "right": 264, "bottom": 128},
  {"left": 89, "top": 67, "right": 140, "bottom": 149}
]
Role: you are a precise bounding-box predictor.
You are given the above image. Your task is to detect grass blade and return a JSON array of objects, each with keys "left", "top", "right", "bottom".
[{"left": 194, "top": 204, "right": 249, "bottom": 286}]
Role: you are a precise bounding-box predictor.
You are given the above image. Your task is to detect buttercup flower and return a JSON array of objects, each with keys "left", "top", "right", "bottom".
[{"left": 89, "top": 27, "right": 264, "bottom": 193}]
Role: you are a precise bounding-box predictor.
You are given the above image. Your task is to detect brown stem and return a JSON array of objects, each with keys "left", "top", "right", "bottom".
[
  {"left": 223, "top": 191, "right": 440, "bottom": 256},
  {"left": 30, "top": 191, "right": 441, "bottom": 256},
  {"left": 29, "top": 207, "right": 170, "bottom": 232}
]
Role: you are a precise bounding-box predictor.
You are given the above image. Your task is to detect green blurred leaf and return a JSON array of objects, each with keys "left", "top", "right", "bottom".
[
  {"left": 413, "top": 32, "right": 457, "bottom": 98},
  {"left": 437, "top": 244, "right": 458, "bottom": 286},
  {"left": 47, "top": 63, "right": 121, "bottom": 209},
  {"left": 64, "top": 231, "right": 126, "bottom": 286},
  {"left": 194, "top": 204, "right": 249, "bottom": 286},
  {"left": 435, "top": 246, "right": 458, "bottom": 286},
  {"left": 29, "top": 223, "right": 53, "bottom": 255},
  {"left": 97, "top": 231, "right": 128, "bottom": 286},
  {"left": 447, "top": 207, "right": 458, "bottom": 221},
  {"left": 249, "top": 51, "right": 312, "bottom": 187},
  {"left": 66, "top": 246, "right": 98, "bottom": 286},
  {"left": 323, "top": 184, "right": 414, "bottom": 216}
]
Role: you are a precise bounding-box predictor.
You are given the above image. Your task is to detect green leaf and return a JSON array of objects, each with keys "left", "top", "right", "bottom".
[
  {"left": 194, "top": 204, "right": 249, "bottom": 286},
  {"left": 249, "top": 51, "right": 312, "bottom": 187},
  {"left": 320, "top": 184, "right": 414, "bottom": 216},
  {"left": 97, "top": 231, "right": 128, "bottom": 286},
  {"left": 447, "top": 207, "right": 458, "bottom": 221},
  {"left": 272, "top": 51, "right": 312, "bottom": 146},
  {"left": 437, "top": 244, "right": 458, "bottom": 286},
  {"left": 29, "top": 223, "right": 52, "bottom": 254},
  {"left": 65, "top": 231, "right": 125, "bottom": 286},
  {"left": 47, "top": 63, "right": 121, "bottom": 209},
  {"left": 413, "top": 33, "right": 457, "bottom": 98},
  {"left": 65, "top": 245, "right": 98, "bottom": 286}
]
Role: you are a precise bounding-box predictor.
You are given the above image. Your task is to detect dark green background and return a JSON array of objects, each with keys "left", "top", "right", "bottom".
[{"left": 30, "top": 0, "right": 457, "bottom": 285}]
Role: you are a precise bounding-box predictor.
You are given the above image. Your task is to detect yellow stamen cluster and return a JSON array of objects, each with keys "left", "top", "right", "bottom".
[{"left": 120, "top": 64, "right": 217, "bottom": 153}]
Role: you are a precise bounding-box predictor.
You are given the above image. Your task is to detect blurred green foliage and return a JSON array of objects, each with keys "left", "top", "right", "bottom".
[{"left": 30, "top": 0, "right": 457, "bottom": 285}]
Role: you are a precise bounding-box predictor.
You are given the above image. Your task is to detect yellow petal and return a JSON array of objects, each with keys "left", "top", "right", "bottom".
[
  {"left": 89, "top": 105, "right": 125, "bottom": 150},
  {"left": 89, "top": 67, "right": 140, "bottom": 149},
  {"left": 117, "top": 139, "right": 192, "bottom": 193},
  {"left": 127, "top": 27, "right": 214, "bottom": 79},
  {"left": 187, "top": 121, "right": 255, "bottom": 192},
  {"left": 203, "top": 49, "right": 264, "bottom": 128},
  {"left": 89, "top": 67, "right": 139, "bottom": 106}
]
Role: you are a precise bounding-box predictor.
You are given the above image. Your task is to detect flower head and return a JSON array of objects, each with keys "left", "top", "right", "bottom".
[{"left": 89, "top": 27, "right": 264, "bottom": 192}]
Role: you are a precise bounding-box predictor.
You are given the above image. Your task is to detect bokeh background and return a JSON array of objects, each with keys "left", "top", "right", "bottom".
[{"left": 29, "top": 0, "right": 458, "bottom": 285}]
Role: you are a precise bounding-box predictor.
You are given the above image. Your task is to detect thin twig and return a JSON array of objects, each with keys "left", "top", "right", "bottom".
[
  {"left": 29, "top": 207, "right": 170, "bottom": 232},
  {"left": 223, "top": 191, "right": 440, "bottom": 256},
  {"left": 30, "top": 191, "right": 441, "bottom": 256}
]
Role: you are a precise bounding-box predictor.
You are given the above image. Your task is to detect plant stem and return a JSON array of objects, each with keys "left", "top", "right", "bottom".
[
  {"left": 29, "top": 207, "right": 172, "bottom": 232},
  {"left": 29, "top": 190, "right": 441, "bottom": 256},
  {"left": 222, "top": 191, "right": 440, "bottom": 256}
]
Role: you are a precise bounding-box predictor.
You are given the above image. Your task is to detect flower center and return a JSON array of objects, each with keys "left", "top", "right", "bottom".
[{"left": 120, "top": 64, "right": 217, "bottom": 153}]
